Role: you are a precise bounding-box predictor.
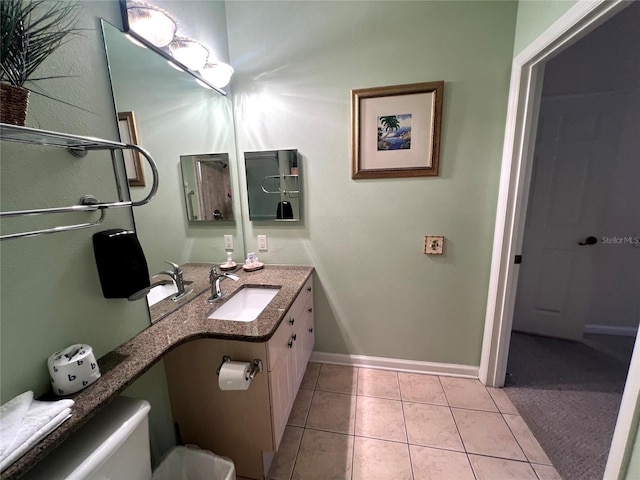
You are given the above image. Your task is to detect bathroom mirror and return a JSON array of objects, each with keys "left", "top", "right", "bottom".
[
  {"left": 180, "top": 153, "right": 234, "bottom": 221},
  {"left": 102, "top": 20, "right": 244, "bottom": 278},
  {"left": 245, "top": 149, "right": 302, "bottom": 221}
]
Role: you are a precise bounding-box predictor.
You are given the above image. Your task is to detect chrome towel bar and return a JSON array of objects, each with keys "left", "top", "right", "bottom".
[{"left": 0, "top": 123, "right": 160, "bottom": 240}]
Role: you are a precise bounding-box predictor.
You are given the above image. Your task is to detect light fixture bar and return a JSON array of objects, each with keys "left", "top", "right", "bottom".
[{"left": 118, "top": 0, "right": 227, "bottom": 96}]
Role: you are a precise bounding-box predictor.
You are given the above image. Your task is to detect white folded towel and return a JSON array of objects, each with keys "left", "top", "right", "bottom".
[
  {"left": 0, "top": 392, "right": 33, "bottom": 448},
  {"left": 0, "top": 391, "right": 74, "bottom": 472}
]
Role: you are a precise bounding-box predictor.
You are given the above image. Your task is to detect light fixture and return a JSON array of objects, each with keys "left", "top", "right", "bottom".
[
  {"left": 120, "top": 0, "right": 232, "bottom": 95},
  {"left": 199, "top": 62, "right": 235, "bottom": 89},
  {"left": 169, "top": 37, "right": 209, "bottom": 71},
  {"left": 127, "top": 2, "right": 176, "bottom": 48}
]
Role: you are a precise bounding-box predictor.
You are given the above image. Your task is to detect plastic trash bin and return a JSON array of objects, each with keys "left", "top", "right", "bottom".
[{"left": 152, "top": 446, "right": 235, "bottom": 480}]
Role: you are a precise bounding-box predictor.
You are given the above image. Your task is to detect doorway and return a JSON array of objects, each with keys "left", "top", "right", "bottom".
[
  {"left": 507, "top": 8, "right": 640, "bottom": 477},
  {"left": 479, "top": 1, "right": 640, "bottom": 478}
]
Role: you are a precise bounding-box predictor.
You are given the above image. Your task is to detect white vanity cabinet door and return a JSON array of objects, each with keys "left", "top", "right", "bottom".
[{"left": 267, "top": 276, "right": 314, "bottom": 450}]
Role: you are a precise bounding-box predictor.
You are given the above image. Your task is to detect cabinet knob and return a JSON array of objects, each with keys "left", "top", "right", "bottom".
[
  {"left": 292, "top": 333, "right": 297, "bottom": 341},
  {"left": 307, "top": 287, "right": 312, "bottom": 292},
  {"left": 308, "top": 307, "right": 313, "bottom": 313},
  {"left": 288, "top": 340, "right": 293, "bottom": 348},
  {"left": 309, "top": 327, "right": 314, "bottom": 333},
  {"left": 289, "top": 318, "right": 295, "bottom": 325}
]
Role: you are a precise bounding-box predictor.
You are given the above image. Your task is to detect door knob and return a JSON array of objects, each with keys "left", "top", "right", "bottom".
[{"left": 578, "top": 236, "right": 598, "bottom": 246}]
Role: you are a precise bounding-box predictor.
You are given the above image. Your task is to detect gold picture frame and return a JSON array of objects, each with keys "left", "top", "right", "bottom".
[
  {"left": 117, "top": 111, "right": 146, "bottom": 187},
  {"left": 351, "top": 81, "right": 444, "bottom": 179}
]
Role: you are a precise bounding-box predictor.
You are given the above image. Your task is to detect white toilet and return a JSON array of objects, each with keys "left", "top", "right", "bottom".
[{"left": 22, "top": 396, "right": 153, "bottom": 480}]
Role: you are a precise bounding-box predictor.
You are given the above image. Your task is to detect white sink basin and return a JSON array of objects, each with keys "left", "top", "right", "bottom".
[
  {"left": 208, "top": 287, "right": 280, "bottom": 322},
  {"left": 147, "top": 283, "right": 178, "bottom": 306}
]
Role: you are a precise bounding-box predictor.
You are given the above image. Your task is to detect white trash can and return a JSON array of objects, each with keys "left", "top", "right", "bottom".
[{"left": 152, "top": 446, "right": 235, "bottom": 480}]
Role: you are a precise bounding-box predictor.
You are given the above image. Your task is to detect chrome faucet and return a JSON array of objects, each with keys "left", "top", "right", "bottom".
[
  {"left": 153, "top": 261, "right": 192, "bottom": 301},
  {"left": 208, "top": 266, "right": 239, "bottom": 303}
]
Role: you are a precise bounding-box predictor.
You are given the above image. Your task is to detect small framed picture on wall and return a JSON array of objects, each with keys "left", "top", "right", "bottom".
[{"left": 351, "top": 81, "right": 444, "bottom": 179}]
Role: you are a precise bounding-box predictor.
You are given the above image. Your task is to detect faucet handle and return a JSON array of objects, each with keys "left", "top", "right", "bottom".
[
  {"left": 209, "top": 266, "right": 218, "bottom": 283},
  {"left": 164, "top": 261, "right": 181, "bottom": 273}
]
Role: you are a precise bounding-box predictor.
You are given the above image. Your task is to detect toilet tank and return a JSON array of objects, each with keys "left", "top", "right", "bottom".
[{"left": 22, "top": 396, "right": 152, "bottom": 480}]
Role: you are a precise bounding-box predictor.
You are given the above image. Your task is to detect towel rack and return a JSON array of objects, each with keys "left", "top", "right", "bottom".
[
  {"left": 260, "top": 174, "right": 300, "bottom": 196},
  {"left": 0, "top": 123, "right": 159, "bottom": 240}
]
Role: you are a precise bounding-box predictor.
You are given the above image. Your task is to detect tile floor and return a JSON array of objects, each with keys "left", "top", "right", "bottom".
[{"left": 243, "top": 363, "right": 563, "bottom": 480}]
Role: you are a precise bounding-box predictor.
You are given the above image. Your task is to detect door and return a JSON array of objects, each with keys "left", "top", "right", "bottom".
[{"left": 513, "top": 93, "right": 624, "bottom": 340}]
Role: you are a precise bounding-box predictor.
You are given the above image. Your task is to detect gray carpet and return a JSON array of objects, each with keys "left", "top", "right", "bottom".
[{"left": 504, "top": 332, "right": 635, "bottom": 480}]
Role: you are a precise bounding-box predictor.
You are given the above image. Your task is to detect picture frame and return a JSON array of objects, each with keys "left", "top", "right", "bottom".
[
  {"left": 117, "top": 111, "right": 146, "bottom": 187},
  {"left": 351, "top": 81, "right": 444, "bottom": 179}
]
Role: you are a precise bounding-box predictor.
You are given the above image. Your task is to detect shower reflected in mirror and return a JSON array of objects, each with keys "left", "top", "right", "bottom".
[{"left": 181, "top": 153, "right": 234, "bottom": 222}]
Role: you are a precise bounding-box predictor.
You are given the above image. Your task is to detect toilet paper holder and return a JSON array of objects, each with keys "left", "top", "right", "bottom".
[{"left": 216, "top": 356, "right": 263, "bottom": 380}]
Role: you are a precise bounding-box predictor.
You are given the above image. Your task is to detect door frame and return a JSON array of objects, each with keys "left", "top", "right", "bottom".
[{"left": 479, "top": 1, "right": 640, "bottom": 478}]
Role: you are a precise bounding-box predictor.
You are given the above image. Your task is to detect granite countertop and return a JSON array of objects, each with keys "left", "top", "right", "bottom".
[{"left": 3, "top": 264, "right": 314, "bottom": 480}]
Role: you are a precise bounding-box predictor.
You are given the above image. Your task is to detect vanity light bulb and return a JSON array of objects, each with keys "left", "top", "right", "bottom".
[
  {"left": 169, "top": 38, "right": 210, "bottom": 71},
  {"left": 127, "top": 5, "right": 177, "bottom": 48},
  {"left": 199, "top": 62, "right": 234, "bottom": 89}
]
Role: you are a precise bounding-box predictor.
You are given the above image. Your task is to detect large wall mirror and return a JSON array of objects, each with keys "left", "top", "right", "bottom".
[
  {"left": 101, "top": 20, "right": 245, "bottom": 279},
  {"left": 245, "top": 149, "right": 302, "bottom": 221}
]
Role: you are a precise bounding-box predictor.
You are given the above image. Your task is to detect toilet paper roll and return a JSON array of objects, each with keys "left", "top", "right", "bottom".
[
  {"left": 218, "top": 361, "right": 251, "bottom": 391},
  {"left": 48, "top": 344, "right": 101, "bottom": 396}
]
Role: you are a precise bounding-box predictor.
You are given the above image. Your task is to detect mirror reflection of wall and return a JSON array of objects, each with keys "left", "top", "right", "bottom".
[
  {"left": 101, "top": 20, "right": 244, "bottom": 274},
  {"left": 180, "top": 154, "right": 233, "bottom": 222},
  {"left": 245, "top": 149, "right": 301, "bottom": 221}
]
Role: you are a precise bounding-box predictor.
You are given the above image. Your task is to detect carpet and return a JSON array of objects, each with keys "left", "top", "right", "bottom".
[{"left": 504, "top": 332, "right": 635, "bottom": 480}]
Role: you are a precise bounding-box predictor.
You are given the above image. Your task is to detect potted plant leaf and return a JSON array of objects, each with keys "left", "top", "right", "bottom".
[{"left": 1, "top": 0, "right": 82, "bottom": 125}]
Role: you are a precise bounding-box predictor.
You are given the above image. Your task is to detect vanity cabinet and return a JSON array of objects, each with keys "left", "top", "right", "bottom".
[{"left": 163, "top": 277, "right": 314, "bottom": 480}]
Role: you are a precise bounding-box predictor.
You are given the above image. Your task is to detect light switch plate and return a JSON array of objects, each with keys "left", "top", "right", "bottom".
[
  {"left": 258, "top": 235, "right": 268, "bottom": 251},
  {"left": 224, "top": 235, "right": 233, "bottom": 250},
  {"left": 425, "top": 235, "right": 444, "bottom": 255}
]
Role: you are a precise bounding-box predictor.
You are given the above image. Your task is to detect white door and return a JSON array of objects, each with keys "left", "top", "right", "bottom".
[{"left": 513, "top": 93, "right": 624, "bottom": 340}]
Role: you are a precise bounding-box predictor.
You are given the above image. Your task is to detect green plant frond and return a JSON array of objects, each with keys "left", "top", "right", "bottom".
[
  {"left": 23, "top": 74, "right": 80, "bottom": 82},
  {"left": 1, "top": 0, "right": 82, "bottom": 87}
]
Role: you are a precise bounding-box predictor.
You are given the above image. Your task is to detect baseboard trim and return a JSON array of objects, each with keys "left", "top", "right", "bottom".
[
  {"left": 584, "top": 324, "right": 638, "bottom": 337},
  {"left": 309, "top": 351, "right": 479, "bottom": 378}
]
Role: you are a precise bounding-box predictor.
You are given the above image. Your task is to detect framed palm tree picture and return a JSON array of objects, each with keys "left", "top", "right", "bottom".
[{"left": 351, "top": 81, "right": 444, "bottom": 179}]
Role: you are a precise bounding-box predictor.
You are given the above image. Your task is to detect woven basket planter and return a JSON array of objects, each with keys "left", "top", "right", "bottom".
[{"left": 0, "top": 83, "right": 30, "bottom": 126}]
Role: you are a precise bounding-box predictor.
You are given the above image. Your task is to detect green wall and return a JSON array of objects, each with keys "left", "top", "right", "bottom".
[
  {"left": 627, "top": 425, "right": 640, "bottom": 479},
  {"left": 513, "top": 0, "right": 577, "bottom": 55},
  {"left": 0, "top": 0, "right": 174, "bottom": 463},
  {"left": 0, "top": 0, "right": 139, "bottom": 401},
  {"left": 226, "top": 0, "right": 517, "bottom": 366}
]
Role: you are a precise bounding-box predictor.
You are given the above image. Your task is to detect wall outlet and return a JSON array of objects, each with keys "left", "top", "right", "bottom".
[
  {"left": 224, "top": 235, "right": 233, "bottom": 250},
  {"left": 424, "top": 235, "right": 444, "bottom": 255},
  {"left": 258, "top": 235, "right": 268, "bottom": 251}
]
